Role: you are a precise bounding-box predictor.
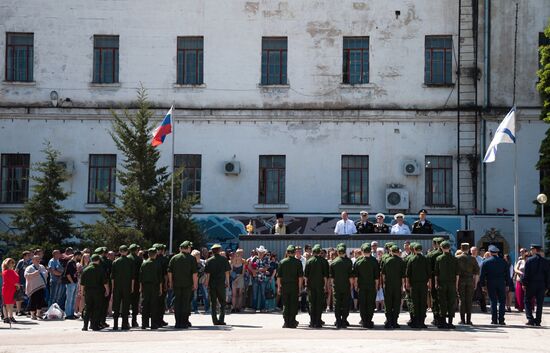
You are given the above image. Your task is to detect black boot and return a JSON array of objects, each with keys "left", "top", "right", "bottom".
[
  {"left": 447, "top": 317, "right": 455, "bottom": 329},
  {"left": 466, "top": 313, "right": 473, "bottom": 325},
  {"left": 393, "top": 316, "right": 400, "bottom": 329},
  {"left": 112, "top": 315, "right": 119, "bottom": 331},
  {"left": 82, "top": 318, "right": 89, "bottom": 331},
  {"left": 459, "top": 313, "right": 466, "bottom": 325},
  {"left": 141, "top": 316, "right": 149, "bottom": 330},
  {"left": 132, "top": 315, "right": 139, "bottom": 328},
  {"left": 121, "top": 316, "right": 130, "bottom": 330},
  {"left": 436, "top": 316, "right": 447, "bottom": 329}
]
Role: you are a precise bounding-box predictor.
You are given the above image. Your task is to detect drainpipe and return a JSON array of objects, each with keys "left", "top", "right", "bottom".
[{"left": 481, "top": 0, "right": 491, "bottom": 214}]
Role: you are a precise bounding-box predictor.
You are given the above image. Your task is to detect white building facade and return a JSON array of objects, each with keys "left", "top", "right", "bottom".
[{"left": 1, "top": 1, "right": 549, "bottom": 248}]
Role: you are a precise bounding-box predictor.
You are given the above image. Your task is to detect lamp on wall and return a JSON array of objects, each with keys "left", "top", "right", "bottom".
[
  {"left": 537, "top": 193, "right": 547, "bottom": 252},
  {"left": 50, "top": 90, "right": 59, "bottom": 107}
]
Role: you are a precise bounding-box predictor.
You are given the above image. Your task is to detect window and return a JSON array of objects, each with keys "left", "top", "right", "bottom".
[
  {"left": 0, "top": 154, "right": 30, "bottom": 204},
  {"left": 174, "top": 154, "right": 201, "bottom": 200},
  {"left": 341, "top": 155, "right": 369, "bottom": 205},
  {"left": 93, "top": 35, "right": 119, "bottom": 83},
  {"left": 425, "top": 36, "right": 452, "bottom": 85},
  {"left": 343, "top": 37, "right": 369, "bottom": 84},
  {"left": 425, "top": 156, "right": 453, "bottom": 206},
  {"left": 177, "top": 37, "right": 203, "bottom": 85},
  {"left": 5, "top": 33, "right": 33, "bottom": 82},
  {"left": 88, "top": 154, "right": 116, "bottom": 203},
  {"left": 258, "top": 155, "right": 285, "bottom": 204},
  {"left": 261, "top": 37, "right": 287, "bottom": 85}
]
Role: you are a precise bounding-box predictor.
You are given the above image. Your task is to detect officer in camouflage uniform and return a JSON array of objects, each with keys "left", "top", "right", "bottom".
[
  {"left": 127, "top": 244, "right": 142, "bottom": 327},
  {"left": 111, "top": 245, "right": 134, "bottom": 331},
  {"left": 205, "top": 244, "right": 231, "bottom": 325},
  {"left": 427, "top": 237, "right": 443, "bottom": 326},
  {"left": 80, "top": 254, "right": 109, "bottom": 331},
  {"left": 304, "top": 244, "right": 329, "bottom": 328},
  {"left": 382, "top": 245, "right": 405, "bottom": 329},
  {"left": 456, "top": 243, "right": 479, "bottom": 325},
  {"left": 140, "top": 248, "right": 162, "bottom": 330},
  {"left": 330, "top": 244, "right": 353, "bottom": 329},
  {"left": 277, "top": 245, "right": 304, "bottom": 328},
  {"left": 406, "top": 243, "right": 431, "bottom": 328},
  {"left": 435, "top": 240, "right": 458, "bottom": 329},
  {"left": 353, "top": 243, "right": 380, "bottom": 328},
  {"left": 168, "top": 241, "right": 198, "bottom": 329}
]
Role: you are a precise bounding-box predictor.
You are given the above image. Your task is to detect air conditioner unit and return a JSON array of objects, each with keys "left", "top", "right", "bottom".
[
  {"left": 224, "top": 161, "right": 241, "bottom": 175},
  {"left": 403, "top": 160, "right": 420, "bottom": 176},
  {"left": 386, "top": 188, "right": 409, "bottom": 209}
]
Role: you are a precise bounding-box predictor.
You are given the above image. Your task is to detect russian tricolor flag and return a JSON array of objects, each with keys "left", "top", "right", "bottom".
[{"left": 151, "top": 106, "right": 173, "bottom": 147}]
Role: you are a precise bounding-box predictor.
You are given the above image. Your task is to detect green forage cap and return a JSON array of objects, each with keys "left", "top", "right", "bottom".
[
  {"left": 436, "top": 237, "right": 444, "bottom": 244},
  {"left": 180, "top": 241, "right": 192, "bottom": 248},
  {"left": 148, "top": 248, "right": 157, "bottom": 254},
  {"left": 391, "top": 245, "right": 399, "bottom": 252},
  {"left": 287, "top": 245, "right": 296, "bottom": 252},
  {"left": 211, "top": 243, "right": 222, "bottom": 250},
  {"left": 94, "top": 247, "right": 103, "bottom": 254},
  {"left": 128, "top": 244, "right": 139, "bottom": 251},
  {"left": 119, "top": 245, "right": 128, "bottom": 252},
  {"left": 385, "top": 242, "right": 395, "bottom": 249},
  {"left": 361, "top": 243, "right": 371, "bottom": 252},
  {"left": 312, "top": 244, "right": 322, "bottom": 253},
  {"left": 91, "top": 254, "right": 100, "bottom": 261},
  {"left": 336, "top": 245, "right": 346, "bottom": 252},
  {"left": 414, "top": 243, "right": 423, "bottom": 251},
  {"left": 440, "top": 241, "right": 451, "bottom": 249},
  {"left": 337, "top": 243, "right": 346, "bottom": 250}
]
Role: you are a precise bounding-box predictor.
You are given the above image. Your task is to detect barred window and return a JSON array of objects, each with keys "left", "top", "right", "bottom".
[
  {"left": 261, "top": 37, "right": 287, "bottom": 85},
  {"left": 93, "top": 35, "right": 119, "bottom": 83},
  {"left": 177, "top": 37, "right": 204, "bottom": 85},
  {"left": 425, "top": 155, "right": 453, "bottom": 206},
  {"left": 5, "top": 33, "right": 34, "bottom": 82},
  {"left": 1, "top": 154, "right": 30, "bottom": 204},
  {"left": 343, "top": 37, "right": 369, "bottom": 84},
  {"left": 341, "top": 155, "right": 369, "bottom": 205},
  {"left": 88, "top": 154, "right": 116, "bottom": 203},
  {"left": 258, "top": 155, "right": 285, "bottom": 204}
]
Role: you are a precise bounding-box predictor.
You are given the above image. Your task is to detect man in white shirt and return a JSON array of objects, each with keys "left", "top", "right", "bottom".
[
  {"left": 334, "top": 211, "right": 357, "bottom": 235},
  {"left": 390, "top": 213, "right": 411, "bottom": 235}
]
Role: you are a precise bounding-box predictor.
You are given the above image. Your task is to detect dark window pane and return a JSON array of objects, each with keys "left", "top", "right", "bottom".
[
  {"left": 174, "top": 154, "right": 201, "bottom": 200},
  {"left": 88, "top": 154, "right": 116, "bottom": 203},
  {"left": 258, "top": 155, "right": 285, "bottom": 204},
  {"left": 261, "top": 37, "right": 287, "bottom": 85},
  {"left": 343, "top": 37, "right": 369, "bottom": 84},
  {"left": 1, "top": 154, "right": 30, "bottom": 204},
  {"left": 340, "top": 155, "right": 369, "bottom": 205},
  {"left": 6, "top": 33, "right": 33, "bottom": 82},
  {"left": 177, "top": 37, "right": 204, "bottom": 85},
  {"left": 93, "top": 35, "right": 119, "bottom": 83},
  {"left": 425, "top": 36, "right": 452, "bottom": 85},
  {"left": 425, "top": 155, "right": 453, "bottom": 206}
]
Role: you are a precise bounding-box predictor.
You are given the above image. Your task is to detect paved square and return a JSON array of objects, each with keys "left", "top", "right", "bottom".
[{"left": 1, "top": 308, "right": 548, "bottom": 353}]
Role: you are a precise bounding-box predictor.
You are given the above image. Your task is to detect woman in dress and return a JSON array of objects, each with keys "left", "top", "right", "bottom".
[
  {"left": 513, "top": 248, "right": 528, "bottom": 312},
  {"left": 24, "top": 255, "right": 48, "bottom": 320},
  {"left": 230, "top": 248, "right": 247, "bottom": 312},
  {"left": 2, "top": 258, "right": 20, "bottom": 323},
  {"left": 75, "top": 252, "right": 91, "bottom": 316}
]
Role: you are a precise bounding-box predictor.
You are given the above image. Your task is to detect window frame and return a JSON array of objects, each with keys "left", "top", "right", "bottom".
[
  {"left": 342, "top": 36, "right": 370, "bottom": 85},
  {"left": 261, "top": 37, "right": 288, "bottom": 86},
  {"left": 87, "top": 154, "right": 117, "bottom": 204},
  {"left": 5, "top": 32, "right": 34, "bottom": 82},
  {"left": 424, "top": 35, "right": 453, "bottom": 86},
  {"left": 340, "top": 155, "right": 369, "bottom": 205},
  {"left": 174, "top": 154, "right": 202, "bottom": 201},
  {"left": 258, "top": 155, "right": 286, "bottom": 204},
  {"left": 93, "top": 35, "right": 119, "bottom": 84},
  {"left": 425, "top": 155, "right": 453, "bottom": 207},
  {"left": 0, "top": 153, "right": 30, "bottom": 204},
  {"left": 176, "top": 36, "right": 204, "bottom": 85}
]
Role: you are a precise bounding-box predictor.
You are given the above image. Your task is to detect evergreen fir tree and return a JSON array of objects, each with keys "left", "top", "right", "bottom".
[{"left": 13, "top": 142, "right": 72, "bottom": 244}]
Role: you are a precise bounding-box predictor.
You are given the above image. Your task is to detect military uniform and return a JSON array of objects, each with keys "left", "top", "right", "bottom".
[
  {"left": 427, "top": 238, "right": 443, "bottom": 325},
  {"left": 80, "top": 257, "right": 108, "bottom": 331},
  {"left": 304, "top": 244, "right": 329, "bottom": 328},
  {"left": 381, "top": 247, "right": 405, "bottom": 328},
  {"left": 434, "top": 242, "right": 458, "bottom": 328},
  {"left": 353, "top": 243, "right": 380, "bottom": 328},
  {"left": 479, "top": 245, "right": 512, "bottom": 325},
  {"left": 154, "top": 244, "right": 169, "bottom": 327},
  {"left": 522, "top": 245, "right": 549, "bottom": 326},
  {"left": 168, "top": 242, "right": 198, "bottom": 329},
  {"left": 456, "top": 250, "right": 479, "bottom": 324},
  {"left": 111, "top": 246, "right": 134, "bottom": 330},
  {"left": 277, "top": 245, "right": 304, "bottom": 328},
  {"left": 330, "top": 246, "right": 353, "bottom": 328},
  {"left": 411, "top": 220, "right": 434, "bottom": 234},
  {"left": 355, "top": 220, "right": 374, "bottom": 234},
  {"left": 373, "top": 222, "right": 390, "bottom": 233},
  {"left": 127, "top": 244, "right": 142, "bottom": 327},
  {"left": 205, "top": 245, "right": 231, "bottom": 325},
  {"left": 406, "top": 244, "right": 431, "bottom": 328},
  {"left": 99, "top": 250, "right": 112, "bottom": 327},
  {"left": 140, "top": 249, "right": 162, "bottom": 329}
]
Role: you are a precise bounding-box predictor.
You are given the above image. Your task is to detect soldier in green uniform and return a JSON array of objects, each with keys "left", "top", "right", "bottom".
[
  {"left": 154, "top": 244, "right": 169, "bottom": 327},
  {"left": 205, "top": 244, "right": 231, "bottom": 325},
  {"left": 127, "top": 244, "right": 142, "bottom": 327},
  {"left": 140, "top": 248, "right": 163, "bottom": 330},
  {"left": 435, "top": 240, "right": 458, "bottom": 329},
  {"left": 381, "top": 242, "right": 395, "bottom": 267},
  {"left": 381, "top": 245, "right": 405, "bottom": 329},
  {"left": 277, "top": 245, "right": 304, "bottom": 328},
  {"left": 167, "top": 241, "right": 198, "bottom": 329},
  {"left": 304, "top": 244, "right": 329, "bottom": 328},
  {"left": 403, "top": 242, "right": 416, "bottom": 326},
  {"left": 111, "top": 245, "right": 134, "bottom": 331},
  {"left": 96, "top": 247, "right": 112, "bottom": 328},
  {"left": 411, "top": 209, "right": 434, "bottom": 234},
  {"left": 406, "top": 243, "right": 431, "bottom": 328},
  {"left": 353, "top": 243, "right": 380, "bottom": 328},
  {"left": 427, "top": 237, "right": 443, "bottom": 326},
  {"left": 456, "top": 243, "right": 479, "bottom": 325},
  {"left": 329, "top": 244, "right": 353, "bottom": 329},
  {"left": 80, "top": 254, "right": 109, "bottom": 331}
]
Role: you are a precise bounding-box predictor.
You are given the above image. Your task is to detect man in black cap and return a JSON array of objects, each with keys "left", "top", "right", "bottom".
[
  {"left": 111, "top": 245, "right": 134, "bottom": 330},
  {"left": 355, "top": 211, "right": 374, "bottom": 234},
  {"left": 411, "top": 209, "right": 434, "bottom": 234},
  {"left": 272, "top": 213, "right": 287, "bottom": 234},
  {"left": 205, "top": 244, "right": 231, "bottom": 325},
  {"left": 479, "top": 245, "right": 512, "bottom": 325},
  {"left": 522, "top": 244, "right": 550, "bottom": 326},
  {"left": 127, "top": 244, "right": 142, "bottom": 327}
]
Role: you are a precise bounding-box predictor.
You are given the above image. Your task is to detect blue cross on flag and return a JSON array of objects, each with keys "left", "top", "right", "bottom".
[{"left": 483, "top": 106, "right": 516, "bottom": 163}]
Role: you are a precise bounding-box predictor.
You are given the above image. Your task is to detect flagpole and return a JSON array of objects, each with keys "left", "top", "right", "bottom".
[
  {"left": 169, "top": 105, "right": 175, "bottom": 254},
  {"left": 512, "top": 3, "right": 519, "bottom": 259}
]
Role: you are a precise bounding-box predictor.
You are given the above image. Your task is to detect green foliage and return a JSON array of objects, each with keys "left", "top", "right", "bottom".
[
  {"left": 12, "top": 142, "right": 73, "bottom": 245},
  {"left": 537, "top": 23, "right": 550, "bottom": 255},
  {"left": 84, "top": 86, "right": 204, "bottom": 253}
]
